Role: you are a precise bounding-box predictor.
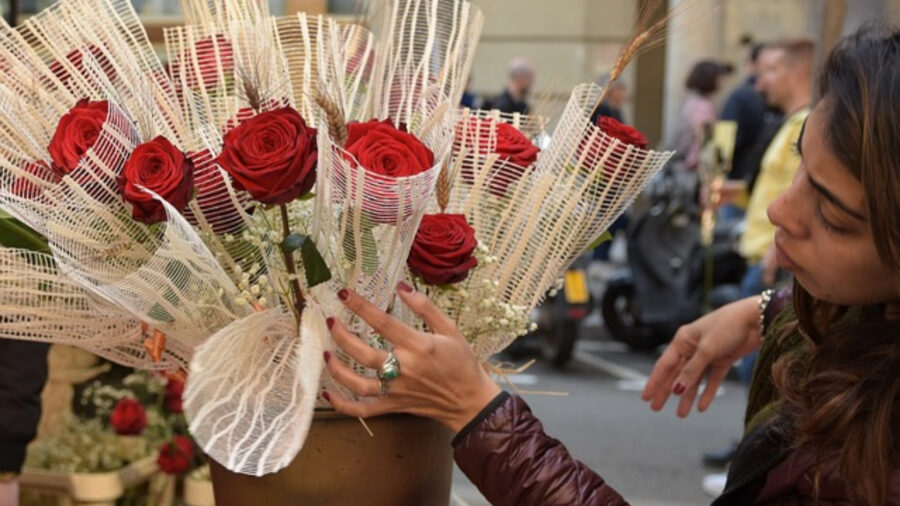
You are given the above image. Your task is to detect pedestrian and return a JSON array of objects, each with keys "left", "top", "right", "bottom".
[
  {"left": 590, "top": 74, "right": 628, "bottom": 125},
  {"left": 667, "top": 60, "right": 730, "bottom": 172},
  {"left": 483, "top": 57, "right": 535, "bottom": 115},
  {"left": 324, "top": 25, "right": 900, "bottom": 505},
  {"left": 701, "top": 39, "right": 815, "bottom": 478},
  {"left": 716, "top": 43, "right": 784, "bottom": 223}
]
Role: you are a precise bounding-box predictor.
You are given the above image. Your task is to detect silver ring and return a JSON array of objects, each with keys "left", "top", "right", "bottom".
[{"left": 376, "top": 352, "right": 400, "bottom": 397}]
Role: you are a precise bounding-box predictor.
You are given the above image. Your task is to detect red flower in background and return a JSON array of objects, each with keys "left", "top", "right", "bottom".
[
  {"left": 457, "top": 118, "right": 539, "bottom": 198},
  {"left": 157, "top": 435, "right": 194, "bottom": 474},
  {"left": 110, "top": 398, "right": 147, "bottom": 435},
  {"left": 168, "top": 34, "right": 234, "bottom": 90},
  {"left": 596, "top": 116, "right": 648, "bottom": 150},
  {"left": 48, "top": 99, "right": 109, "bottom": 175},
  {"left": 216, "top": 107, "right": 317, "bottom": 205},
  {"left": 495, "top": 122, "right": 540, "bottom": 168},
  {"left": 164, "top": 376, "right": 185, "bottom": 414},
  {"left": 49, "top": 45, "right": 117, "bottom": 90},
  {"left": 10, "top": 161, "right": 60, "bottom": 199},
  {"left": 117, "top": 136, "right": 194, "bottom": 225},
  {"left": 407, "top": 213, "right": 478, "bottom": 285},
  {"left": 580, "top": 116, "right": 649, "bottom": 182}
]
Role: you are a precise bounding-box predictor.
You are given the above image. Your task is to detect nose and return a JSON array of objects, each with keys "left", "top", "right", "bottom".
[{"left": 767, "top": 176, "right": 808, "bottom": 239}]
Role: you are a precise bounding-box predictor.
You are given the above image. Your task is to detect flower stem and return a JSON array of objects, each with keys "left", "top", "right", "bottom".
[{"left": 279, "top": 204, "right": 306, "bottom": 323}]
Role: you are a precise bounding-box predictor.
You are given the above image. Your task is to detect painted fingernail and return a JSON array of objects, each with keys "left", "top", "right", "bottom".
[
  {"left": 397, "top": 281, "right": 413, "bottom": 293},
  {"left": 323, "top": 351, "right": 331, "bottom": 363},
  {"left": 322, "top": 391, "right": 331, "bottom": 403},
  {"left": 673, "top": 383, "right": 686, "bottom": 395},
  {"left": 326, "top": 317, "right": 335, "bottom": 330},
  {"left": 337, "top": 289, "right": 350, "bottom": 301}
]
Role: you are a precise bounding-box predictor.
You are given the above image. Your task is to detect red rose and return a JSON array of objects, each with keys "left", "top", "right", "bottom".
[
  {"left": 48, "top": 99, "right": 109, "bottom": 175},
  {"left": 117, "top": 136, "right": 194, "bottom": 225},
  {"left": 344, "top": 119, "right": 434, "bottom": 177},
  {"left": 457, "top": 118, "right": 538, "bottom": 198},
  {"left": 495, "top": 122, "right": 540, "bottom": 167},
  {"left": 156, "top": 435, "right": 194, "bottom": 474},
  {"left": 216, "top": 107, "right": 317, "bottom": 205},
  {"left": 164, "top": 377, "right": 184, "bottom": 414},
  {"left": 11, "top": 161, "right": 59, "bottom": 199},
  {"left": 110, "top": 398, "right": 147, "bottom": 435},
  {"left": 168, "top": 34, "right": 234, "bottom": 89},
  {"left": 596, "top": 116, "right": 648, "bottom": 150},
  {"left": 340, "top": 119, "right": 435, "bottom": 223},
  {"left": 407, "top": 213, "right": 478, "bottom": 285},
  {"left": 49, "top": 46, "right": 117, "bottom": 91}
]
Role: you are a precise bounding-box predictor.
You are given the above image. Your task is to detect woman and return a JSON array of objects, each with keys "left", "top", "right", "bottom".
[
  {"left": 667, "top": 60, "right": 730, "bottom": 172},
  {"left": 323, "top": 26, "right": 900, "bottom": 505}
]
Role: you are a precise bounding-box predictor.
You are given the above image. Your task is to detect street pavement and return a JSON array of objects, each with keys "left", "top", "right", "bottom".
[{"left": 450, "top": 323, "right": 747, "bottom": 506}]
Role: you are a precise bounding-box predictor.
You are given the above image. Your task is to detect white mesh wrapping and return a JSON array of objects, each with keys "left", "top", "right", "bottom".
[
  {"left": 184, "top": 303, "right": 326, "bottom": 476},
  {"left": 164, "top": 20, "right": 295, "bottom": 137},
  {"left": 367, "top": 0, "right": 483, "bottom": 127},
  {"left": 0, "top": 248, "right": 191, "bottom": 369},
  {"left": 274, "top": 14, "right": 375, "bottom": 125},
  {"left": 180, "top": 0, "right": 269, "bottom": 27},
  {"left": 407, "top": 84, "right": 675, "bottom": 358},
  {"left": 310, "top": 125, "right": 449, "bottom": 334}
]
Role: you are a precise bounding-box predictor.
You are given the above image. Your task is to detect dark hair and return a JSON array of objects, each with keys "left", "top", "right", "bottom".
[
  {"left": 772, "top": 24, "right": 900, "bottom": 505},
  {"left": 749, "top": 43, "right": 765, "bottom": 63},
  {"left": 685, "top": 61, "right": 727, "bottom": 96}
]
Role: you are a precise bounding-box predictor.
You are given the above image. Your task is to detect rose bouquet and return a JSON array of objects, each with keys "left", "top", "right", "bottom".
[{"left": 0, "top": 0, "right": 675, "bottom": 479}]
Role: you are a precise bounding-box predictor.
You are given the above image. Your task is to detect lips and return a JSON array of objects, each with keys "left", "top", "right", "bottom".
[{"left": 774, "top": 234, "right": 802, "bottom": 272}]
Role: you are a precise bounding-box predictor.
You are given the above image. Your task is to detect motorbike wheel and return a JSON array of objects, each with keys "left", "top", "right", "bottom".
[
  {"left": 601, "top": 282, "right": 666, "bottom": 351},
  {"left": 539, "top": 317, "right": 578, "bottom": 368}
]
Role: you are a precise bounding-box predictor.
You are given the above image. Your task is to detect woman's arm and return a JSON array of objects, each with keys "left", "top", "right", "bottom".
[
  {"left": 454, "top": 392, "right": 628, "bottom": 506},
  {"left": 323, "top": 285, "right": 766, "bottom": 503}
]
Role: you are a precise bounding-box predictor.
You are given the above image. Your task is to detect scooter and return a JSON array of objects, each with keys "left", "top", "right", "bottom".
[
  {"left": 505, "top": 254, "right": 593, "bottom": 367},
  {"left": 600, "top": 168, "right": 745, "bottom": 350}
]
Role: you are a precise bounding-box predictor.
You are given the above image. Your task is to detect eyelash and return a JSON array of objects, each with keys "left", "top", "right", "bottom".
[{"left": 816, "top": 202, "right": 847, "bottom": 235}]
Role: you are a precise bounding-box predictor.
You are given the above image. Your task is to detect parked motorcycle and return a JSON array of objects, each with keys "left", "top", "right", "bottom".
[{"left": 601, "top": 169, "right": 745, "bottom": 350}]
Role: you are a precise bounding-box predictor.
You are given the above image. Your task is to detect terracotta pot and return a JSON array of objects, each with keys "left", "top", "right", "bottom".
[{"left": 209, "top": 410, "right": 454, "bottom": 506}]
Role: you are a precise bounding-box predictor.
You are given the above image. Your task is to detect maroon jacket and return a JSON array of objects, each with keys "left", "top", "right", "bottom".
[{"left": 453, "top": 392, "right": 900, "bottom": 505}]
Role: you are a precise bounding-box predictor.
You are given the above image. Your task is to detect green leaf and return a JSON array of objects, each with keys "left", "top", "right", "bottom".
[
  {"left": 585, "top": 230, "right": 613, "bottom": 252},
  {"left": 297, "top": 192, "right": 316, "bottom": 202},
  {"left": 299, "top": 236, "right": 332, "bottom": 288},
  {"left": 0, "top": 211, "right": 50, "bottom": 253}
]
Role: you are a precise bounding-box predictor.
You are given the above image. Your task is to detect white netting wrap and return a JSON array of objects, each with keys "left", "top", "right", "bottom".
[
  {"left": 367, "top": 0, "right": 483, "bottom": 127},
  {"left": 311, "top": 125, "right": 448, "bottom": 331},
  {"left": 184, "top": 303, "right": 326, "bottom": 476},
  {"left": 164, "top": 20, "right": 295, "bottom": 137},
  {"left": 0, "top": 248, "right": 191, "bottom": 368},
  {"left": 275, "top": 13, "right": 375, "bottom": 124},
  {"left": 409, "top": 84, "right": 675, "bottom": 358}
]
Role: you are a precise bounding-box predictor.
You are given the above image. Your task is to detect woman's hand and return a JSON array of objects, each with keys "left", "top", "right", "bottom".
[
  {"left": 322, "top": 282, "right": 501, "bottom": 433},
  {"left": 641, "top": 296, "right": 762, "bottom": 418}
]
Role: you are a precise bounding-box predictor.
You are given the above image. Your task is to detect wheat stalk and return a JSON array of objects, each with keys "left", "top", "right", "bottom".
[
  {"left": 436, "top": 161, "right": 452, "bottom": 212},
  {"left": 592, "top": 0, "right": 704, "bottom": 116},
  {"left": 313, "top": 88, "right": 347, "bottom": 147}
]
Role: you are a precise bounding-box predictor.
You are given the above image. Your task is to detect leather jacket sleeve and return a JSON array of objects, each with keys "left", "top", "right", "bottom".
[{"left": 453, "top": 392, "right": 629, "bottom": 506}]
